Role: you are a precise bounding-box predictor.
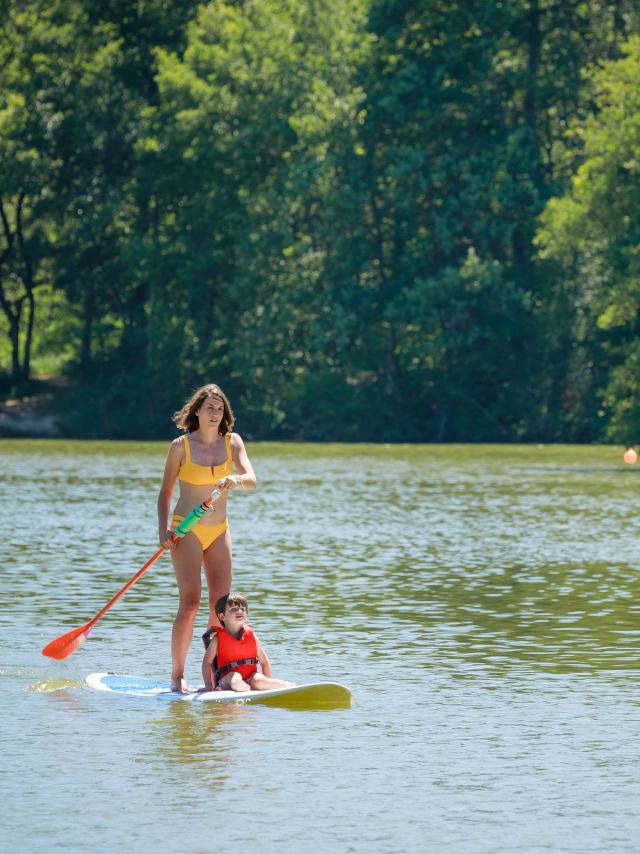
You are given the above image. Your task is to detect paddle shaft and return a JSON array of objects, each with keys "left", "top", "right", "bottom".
[
  {"left": 42, "top": 489, "right": 221, "bottom": 657},
  {"left": 86, "top": 489, "right": 221, "bottom": 630},
  {"left": 82, "top": 546, "right": 165, "bottom": 636}
]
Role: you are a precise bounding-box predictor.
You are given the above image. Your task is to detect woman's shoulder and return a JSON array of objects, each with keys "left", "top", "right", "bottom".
[
  {"left": 161, "top": 435, "right": 185, "bottom": 479},
  {"left": 168, "top": 435, "right": 187, "bottom": 456},
  {"left": 228, "top": 431, "right": 244, "bottom": 448}
]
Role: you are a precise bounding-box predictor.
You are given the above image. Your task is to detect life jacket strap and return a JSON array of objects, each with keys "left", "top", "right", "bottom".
[
  {"left": 202, "top": 627, "right": 216, "bottom": 650},
  {"left": 215, "top": 658, "right": 259, "bottom": 680}
]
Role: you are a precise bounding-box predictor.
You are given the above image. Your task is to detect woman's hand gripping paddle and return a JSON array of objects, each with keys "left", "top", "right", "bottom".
[{"left": 41, "top": 490, "right": 221, "bottom": 659}]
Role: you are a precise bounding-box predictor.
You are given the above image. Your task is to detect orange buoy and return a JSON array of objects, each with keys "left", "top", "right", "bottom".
[{"left": 623, "top": 447, "right": 638, "bottom": 464}]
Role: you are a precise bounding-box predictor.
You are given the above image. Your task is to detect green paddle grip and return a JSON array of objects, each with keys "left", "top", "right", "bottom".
[{"left": 173, "top": 489, "right": 221, "bottom": 539}]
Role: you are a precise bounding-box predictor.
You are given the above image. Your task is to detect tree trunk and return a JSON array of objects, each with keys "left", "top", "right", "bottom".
[
  {"left": 1, "top": 194, "right": 41, "bottom": 385},
  {"left": 523, "top": 0, "right": 541, "bottom": 148},
  {"left": 8, "top": 311, "right": 22, "bottom": 382},
  {"left": 514, "top": 0, "right": 542, "bottom": 266},
  {"left": 22, "top": 285, "right": 35, "bottom": 381},
  {"left": 80, "top": 286, "right": 95, "bottom": 371}
]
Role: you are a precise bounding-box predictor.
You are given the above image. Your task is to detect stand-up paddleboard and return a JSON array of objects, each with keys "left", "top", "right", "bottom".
[{"left": 86, "top": 673, "right": 352, "bottom": 709}]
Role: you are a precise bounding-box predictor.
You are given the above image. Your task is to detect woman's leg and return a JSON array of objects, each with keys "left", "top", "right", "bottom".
[
  {"left": 170, "top": 533, "right": 204, "bottom": 690},
  {"left": 202, "top": 528, "right": 233, "bottom": 629}
]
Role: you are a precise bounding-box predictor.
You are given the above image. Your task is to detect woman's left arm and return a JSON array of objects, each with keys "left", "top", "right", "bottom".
[
  {"left": 218, "top": 433, "right": 256, "bottom": 492},
  {"left": 220, "top": 433, "right": 256, "bottom": 492}
]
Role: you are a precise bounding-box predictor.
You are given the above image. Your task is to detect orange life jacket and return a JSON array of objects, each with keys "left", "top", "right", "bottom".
[{"left": 213, "top": 625, "right": 258, "bottom": 683}]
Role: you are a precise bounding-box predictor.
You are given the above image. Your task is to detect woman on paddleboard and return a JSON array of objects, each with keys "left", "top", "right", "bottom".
[{"left": 158, "top": 383, "right": 256, "bottom": 692}]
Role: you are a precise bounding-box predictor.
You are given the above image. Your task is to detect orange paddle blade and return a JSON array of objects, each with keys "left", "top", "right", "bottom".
[{"left": 42, "top": 622, "right": 93, "bottom": 659}]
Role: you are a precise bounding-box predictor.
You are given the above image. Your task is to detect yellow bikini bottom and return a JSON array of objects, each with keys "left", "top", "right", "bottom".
[{"left": 171, "top": 515, "right": 229, "bottom": 551}]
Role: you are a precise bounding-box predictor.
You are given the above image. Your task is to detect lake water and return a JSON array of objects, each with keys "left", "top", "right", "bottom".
[{"left": 1, "top": 440, "right": 639, "bottom": 852}]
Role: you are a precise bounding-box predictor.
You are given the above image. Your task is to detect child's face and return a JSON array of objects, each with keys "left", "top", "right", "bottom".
[{"left": 221, "top": 603, "right": 249, "bottom": 634}]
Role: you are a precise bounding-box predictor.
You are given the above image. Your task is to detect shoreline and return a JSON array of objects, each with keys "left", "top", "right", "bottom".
[{"left": 0, "top": 394, "right": 61, "bottom": 438}]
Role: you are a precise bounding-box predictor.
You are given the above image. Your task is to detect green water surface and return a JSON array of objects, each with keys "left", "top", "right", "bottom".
[{"left": 1, "top": 440, "right": 639, "bottom": 852}]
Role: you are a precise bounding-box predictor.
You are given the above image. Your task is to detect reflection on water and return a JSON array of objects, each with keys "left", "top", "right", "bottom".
[
  {"left": 2, "top": 440, "right": 640, "bottom": 852},
  {"left": 31, "top": 677, "right": 86, "bottom": 693},
  {"left": 144, "top": 701, "right": 255, "bottom": 791}
]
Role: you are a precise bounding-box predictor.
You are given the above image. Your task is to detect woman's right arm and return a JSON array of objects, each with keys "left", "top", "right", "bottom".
[{"left": 157, "top": 438, "right": 183, "bottom": 549}]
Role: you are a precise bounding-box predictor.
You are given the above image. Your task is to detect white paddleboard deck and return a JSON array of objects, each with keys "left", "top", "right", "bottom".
[{"left": 86, "top": 673, "right": 352, "bottom": 708}]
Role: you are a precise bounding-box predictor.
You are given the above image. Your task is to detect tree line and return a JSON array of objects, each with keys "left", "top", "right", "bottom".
[{"left": 2, "top": 0, "right": 640, "bottom": 441}]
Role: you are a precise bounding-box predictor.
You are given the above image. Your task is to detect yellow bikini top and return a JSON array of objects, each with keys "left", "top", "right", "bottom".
[{"left": 178, "top": 434, "right": 233, "bottom": 486}]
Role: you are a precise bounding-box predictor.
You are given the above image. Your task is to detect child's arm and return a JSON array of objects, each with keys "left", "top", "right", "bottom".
[
  {"left": 201, "top": 636, "right": 219, "bottom": 689},
  {"left": 255, "top": 637, "right": 272, "bottom": 677}
]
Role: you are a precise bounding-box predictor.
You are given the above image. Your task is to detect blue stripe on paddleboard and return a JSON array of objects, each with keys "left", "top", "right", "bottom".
[{"left": 101, "top": 675, "right": 169, "bottom": 692}]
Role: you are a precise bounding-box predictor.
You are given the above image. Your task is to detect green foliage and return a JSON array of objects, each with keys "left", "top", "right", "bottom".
[
  {"left": 2, "top": 0, "right": 640, "bottom": 440},
  {"left": 538, "top": 35, "right": 640, "bottom": 442},
  {"left": 394, "top": 249, "right": 531, "bottom": 439}
]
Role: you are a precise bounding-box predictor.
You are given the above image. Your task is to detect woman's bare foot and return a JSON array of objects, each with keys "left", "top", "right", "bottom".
[{"left": 170, "top": 677, "right": 189, "bottom": 693}]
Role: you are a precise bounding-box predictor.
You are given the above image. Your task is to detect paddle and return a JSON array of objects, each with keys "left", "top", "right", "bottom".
[{"left": 41, "top": 489, "right": 221, "bottom": 660}]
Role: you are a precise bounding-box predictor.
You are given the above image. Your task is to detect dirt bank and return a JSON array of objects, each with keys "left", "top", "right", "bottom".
[{"left": 0, "top": 393, "right": 61, "bottom": 438}]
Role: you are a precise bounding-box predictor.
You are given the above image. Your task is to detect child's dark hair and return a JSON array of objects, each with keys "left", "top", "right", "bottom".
[{"left": 215, "top": 592, "right": 249, "bottom": 623}]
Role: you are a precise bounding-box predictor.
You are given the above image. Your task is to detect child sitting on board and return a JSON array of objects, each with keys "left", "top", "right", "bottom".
[{"left": 201, "top": 592, "right": 294, "bottom": 692}]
